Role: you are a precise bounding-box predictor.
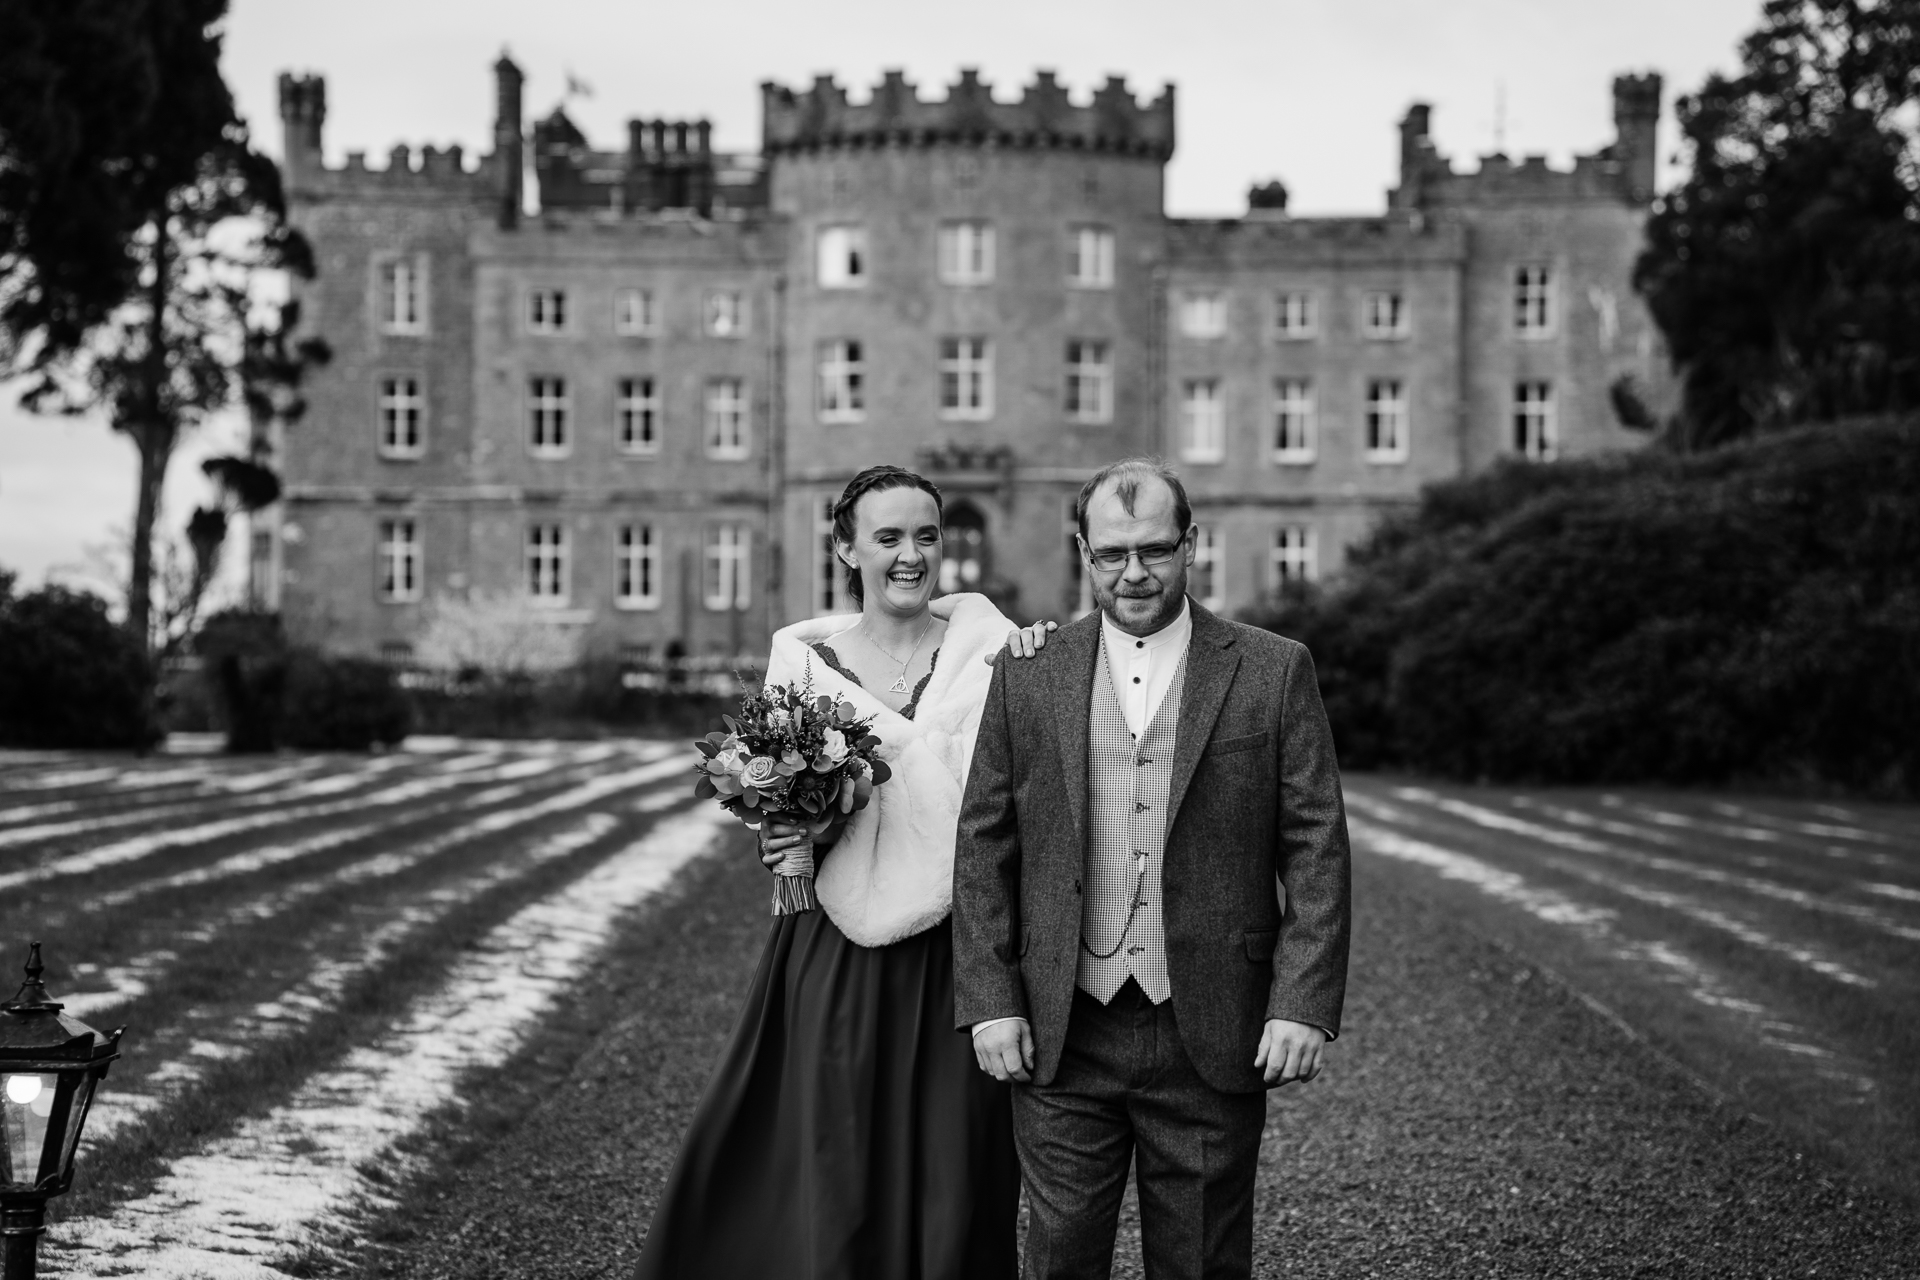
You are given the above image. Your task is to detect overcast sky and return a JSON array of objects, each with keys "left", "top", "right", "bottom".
[{"left": 3, "top": 0, "right": 1759, "bottom": 598}]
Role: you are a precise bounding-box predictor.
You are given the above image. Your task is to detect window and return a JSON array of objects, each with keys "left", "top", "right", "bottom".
[
  {"left": 706, "top": 290, "right": 747, "bottom": 337},
  {"left": 1273, "top": 379, "right": 1315, "bottom": 463},
  {"left": 816, "top": 498, "right": 845, "bottom": 616},
  {"left": 616, "top": 524, "right": 660, "bottom": 609},
  {"left": 705, "top": 378, "right": 749, "bottom": 458},
  {"left": 1180, "top": 379, "right": 1225, "bottom": 463},
  {"left": 1515, "top": 265, "right": 1553, "bottom": 337},
  {"left": 377, "top": 519, "right": 420, "bottom": 602},
  {"left": 1068, "top": 225, "right": 1115, "bottom": 288},
  {"left": 1365, "top": 378, "right": 1409, "bottom": 462},
  {"left": 818, "top": 340, "right": 865, "bottom": 423},
  {"left": 1179, "top": 292, "right": 1228, "bottom": 339},
  {"left": 703, "top": 524, "right": 751, "bottom": 611},
  {"left": 938, "top": 222, "right": 994, "bottom": 285},
  {"left": 378, "top": 257, "right": 426, "bottom": 334},
  {"left": 1362, "top": 291, "right": 1408, "bottom": 338},
  {"left": 1193, "top": 525, "right": 1223, "bottom": 610},
  {"left": 1270, "top": 526, "right": 1317, "bottom": 588},
  {"left": 818, "top": 226, "right": 867, "bottom": 288},
  {"left": 617, "top": 377, "right": 660, "bottom": 454},
  {"left": 614, "top": 288, "right": 657, "bottom": 335},
  {"left": 1514, "top": 380, "right": 1557, "bottom": 460},
  {"left": 526, "top": 524, "right": 569, "bottom": 604},
  {"left": 1064, "top": 340, "right": 1112, "bottom": 424},
  {"left": 528, "top": 288, "right": 567, "bottom": 335},
  {"left": 528, "top": 377, "right": 570, "bottom": 457},
  {"left": 1274, "top": 291, "right": 1316, "bottom": 339},
  {"left": 939, "top": 337, "right": 993, "bottom": 420},
  {"left": 377, "top": 376, "right": 424, "bottom": 458}
]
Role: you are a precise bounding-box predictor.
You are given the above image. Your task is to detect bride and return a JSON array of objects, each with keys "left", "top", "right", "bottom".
[{"left": 633, "top": 464, "right": 1052, "bottom": 1280}]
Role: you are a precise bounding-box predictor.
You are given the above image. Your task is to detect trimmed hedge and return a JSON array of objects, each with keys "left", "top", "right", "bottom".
[
  {"left": 405, "top": 660, "right": 733, "bottom": 740},
  {"left": 279, "top": 651, "right": 411, "bottom": 751},
  {"left": 0, "top": 583, "right": 160, "bottom": 750},
  {"left": 1242, "top": 418, "right": 1920, "bottom": 795},
  {"left": 191, "top": 609, "right": 410, "bottom": 752}
]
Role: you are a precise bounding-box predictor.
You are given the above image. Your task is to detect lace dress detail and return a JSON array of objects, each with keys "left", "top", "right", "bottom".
[{"left": 810, "top": 643, "right": 940, "bottom": 721}]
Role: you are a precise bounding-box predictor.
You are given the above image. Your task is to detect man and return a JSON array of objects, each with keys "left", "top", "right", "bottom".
[{"left": 953, "top": 457, "right": 1351, "bottom": 1280}]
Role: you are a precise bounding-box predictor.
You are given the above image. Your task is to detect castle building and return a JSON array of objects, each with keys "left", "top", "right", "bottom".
[{"left": 271, "top": 58, "right": 1668, "bottom": 664}]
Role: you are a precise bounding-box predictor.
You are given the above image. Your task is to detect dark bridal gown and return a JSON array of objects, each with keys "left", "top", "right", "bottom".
[{"left": 632, "top": 647, "right": 1020, "bottom": 1280}]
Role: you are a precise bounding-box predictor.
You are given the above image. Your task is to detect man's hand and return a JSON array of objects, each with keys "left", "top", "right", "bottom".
[
  {"left": 972, "top": 1019, "right": 1034, "bottom": 1083},
  {"left": 1255, "top": 1019, "right": 1326, "bottom": 1087},
  {"left": 985, "top": 620, "right": 1059, "bottom": 664}
]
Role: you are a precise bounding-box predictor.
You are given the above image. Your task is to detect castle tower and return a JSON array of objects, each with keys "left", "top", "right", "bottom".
[
  {"left": 277, "top": 73, "right": 326, "bottom": 190},
  {"left": 1611, "top": 73, "right": 1662, "bottom": 205},
  {"left": 762, "top": 68, "right": 1174, "bottom": 620}
]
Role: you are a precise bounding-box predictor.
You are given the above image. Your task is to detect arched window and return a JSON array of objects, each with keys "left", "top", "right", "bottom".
[{"left": 940, "top": 501, "right": 989, "bottom": 594}]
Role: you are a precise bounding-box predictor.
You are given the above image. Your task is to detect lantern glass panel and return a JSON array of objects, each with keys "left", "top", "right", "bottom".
[
  {"left": 2, "top": 1071, "right": 58, "bottom": 1184},
  {"left": 57, "top": 1071, "right": 99, "bottom": 1180}
]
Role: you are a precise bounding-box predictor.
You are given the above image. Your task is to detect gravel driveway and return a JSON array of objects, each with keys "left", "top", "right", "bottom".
[{"left": 340, "top": 785, "right": 1920, "bottom": 1279}]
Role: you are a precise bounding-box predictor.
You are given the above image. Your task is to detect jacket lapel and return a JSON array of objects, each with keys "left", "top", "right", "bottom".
[
  {"left": 1165, "top": 604, "right": 1240, "bottom": 829},
  {"left": 1051, "top": 614, "right": 1102, "bottom": 842}
]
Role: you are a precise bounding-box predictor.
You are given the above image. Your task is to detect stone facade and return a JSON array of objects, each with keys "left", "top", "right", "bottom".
[{"left": 272, "top": 58, "right": 1669, "bottom": 662}]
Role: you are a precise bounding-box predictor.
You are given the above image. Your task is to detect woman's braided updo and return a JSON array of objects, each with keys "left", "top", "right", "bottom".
[{"left": 831, "top": 465, "right": 945, "bottom": 606}]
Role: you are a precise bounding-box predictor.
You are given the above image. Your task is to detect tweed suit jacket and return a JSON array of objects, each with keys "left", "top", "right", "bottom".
[{"left": 952, "top": 601, "right": 1352, "bottom": 1094}]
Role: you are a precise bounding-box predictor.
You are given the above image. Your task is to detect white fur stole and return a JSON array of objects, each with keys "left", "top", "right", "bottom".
[{"left": 760, "top": 592, "right": 1012, "bottom": 947}]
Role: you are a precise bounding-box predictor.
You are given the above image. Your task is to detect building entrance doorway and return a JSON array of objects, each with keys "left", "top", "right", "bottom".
[{"left": 940, "top": 501, "right": 988, "bottom": 594}]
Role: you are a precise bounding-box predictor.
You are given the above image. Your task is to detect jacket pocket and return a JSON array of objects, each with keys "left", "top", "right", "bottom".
[
  {"left": 1243, "top": 927, "right": 1278, "bottom": 962},
  {"left": 1206, "top": 731, "right": 1271, "bottom": 758},
  {"left": 1018, "top": 926, "right": 1032, "bottom": 957}
]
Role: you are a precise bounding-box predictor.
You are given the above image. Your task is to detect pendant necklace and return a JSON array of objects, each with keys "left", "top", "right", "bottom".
[{"left": 863, "top": 613, "right": 935, "bottom": 695}]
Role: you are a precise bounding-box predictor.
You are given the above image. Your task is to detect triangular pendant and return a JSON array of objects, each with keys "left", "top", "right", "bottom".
[{"left": 888, "top": 675, "right": 912, "bottom": 694}]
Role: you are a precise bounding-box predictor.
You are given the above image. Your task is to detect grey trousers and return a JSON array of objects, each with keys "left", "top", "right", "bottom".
[{"left": 1012, "top": 980, "right": 1266, "bottom": 1280}]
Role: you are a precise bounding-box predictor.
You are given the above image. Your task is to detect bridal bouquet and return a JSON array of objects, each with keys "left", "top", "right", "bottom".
[{"left": 693, "top": 665, "right": 891, "bottom": 915}]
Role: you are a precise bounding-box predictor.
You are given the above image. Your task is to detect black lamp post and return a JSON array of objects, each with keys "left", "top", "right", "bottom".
[{"left": 0, "top": 943, "right": 122, "bottom": 1280}]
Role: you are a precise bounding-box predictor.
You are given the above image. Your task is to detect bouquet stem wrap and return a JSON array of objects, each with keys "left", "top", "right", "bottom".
[
  {"left": 773, "top": 873, "right": 817, "bottom": 914},
  {"left": 771, "top": 843, "right": 817, "bottom": 915}
]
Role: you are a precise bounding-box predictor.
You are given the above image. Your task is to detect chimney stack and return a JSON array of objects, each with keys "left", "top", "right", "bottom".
[{"left": 494, "top": 52, "right": 525, "bottom": 228}]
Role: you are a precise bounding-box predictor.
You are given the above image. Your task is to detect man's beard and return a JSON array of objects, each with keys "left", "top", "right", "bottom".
[{"left": 1094, "top": 571, "right": 1187, "bottom": 635}]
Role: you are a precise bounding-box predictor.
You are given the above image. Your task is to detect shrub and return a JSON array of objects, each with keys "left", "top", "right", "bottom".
[
  {"left": 1241, "top": 418, "right": 1920, "bottom": 795},
  {"left": 0, "top": 583, "right": 160, "bottom": 749},
  {"left": 195, "top": 610, "right": 291, "bottom": 752},
  {"left": 279, "top": 651, "right": 411, "bottom": 751}
]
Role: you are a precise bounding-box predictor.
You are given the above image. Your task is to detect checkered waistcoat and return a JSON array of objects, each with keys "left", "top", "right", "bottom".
[{"left": 1076, "top": 632, "right": 1188, "bottom": 1004}]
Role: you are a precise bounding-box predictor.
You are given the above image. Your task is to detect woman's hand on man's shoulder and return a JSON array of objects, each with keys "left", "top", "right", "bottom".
[{"left": 986, "top": 619, "right": 1058, "bottom": 664}]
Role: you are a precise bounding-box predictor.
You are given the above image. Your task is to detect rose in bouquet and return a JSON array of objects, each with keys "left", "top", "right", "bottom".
[{"left": 693, "top": 664, "right": 891, "bottom": 914}]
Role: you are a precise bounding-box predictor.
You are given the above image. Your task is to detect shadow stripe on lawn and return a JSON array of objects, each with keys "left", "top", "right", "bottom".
[
  {"left": 1345, "top": 815, "right": 1870, "bottom": 1091},
  {"left": 43, "top": 760, "right": 695, "bottom": 1028},
  {"left": 81, "top": 791, "right": 699, "bottom": 1148},
  {"left": 1393, "top": 787, "right": 1920, "bottom": 944},
  {"left": 0, "top": 756, "right": 566, "bottom": 884},
  {"left": 41, "top": 806, "right": 731, "bottom": 1280},
  {"left": 1350, "top": 793, "right": 1883, "bottom": 990}
]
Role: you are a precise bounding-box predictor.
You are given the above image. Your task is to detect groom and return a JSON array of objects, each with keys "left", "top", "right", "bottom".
[{"left": 954, "top": 457, "right": 1351, "bottom": 1279}]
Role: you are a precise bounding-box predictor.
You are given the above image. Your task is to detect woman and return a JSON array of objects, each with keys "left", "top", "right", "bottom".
[{"left": 634, "top": 465, "right": 1050, "bottom": 1280}]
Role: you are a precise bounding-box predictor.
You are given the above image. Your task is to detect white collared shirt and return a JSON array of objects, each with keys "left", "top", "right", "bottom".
[{"left": 1100, "top": 597, "right": 1193, "bottom": 739}]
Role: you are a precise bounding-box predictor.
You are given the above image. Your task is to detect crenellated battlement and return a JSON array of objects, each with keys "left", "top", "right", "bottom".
[
  {"left": 1390, "top": 71, "right": 1663, "bottom": 210},
  {"left": 761, "top": 69, "right": 1174, "bottom": 160},
  {"left": 278, "top": 71, "right": 506, "bottom": 206}
]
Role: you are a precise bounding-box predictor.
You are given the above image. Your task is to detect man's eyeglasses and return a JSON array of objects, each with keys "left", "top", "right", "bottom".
[{"left": 1086, "top": 543, "right": 1182, "bottom": 573}]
